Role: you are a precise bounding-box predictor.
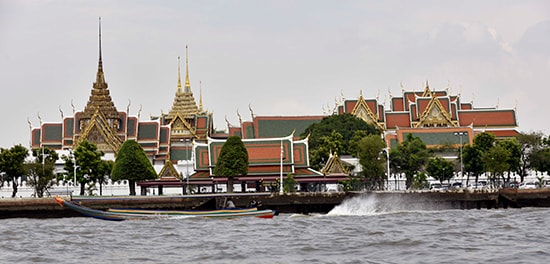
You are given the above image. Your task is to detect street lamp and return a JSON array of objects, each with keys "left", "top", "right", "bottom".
[
  {"left": 41, "top": 145, "right": 50, "bottom": 174},
  {"left": 69, "top": 149, "right": 79, "bottom": 193},
  {"left": 180, "top": 138, "right": 191, "bottom": 195},
  {"left": 280, "top": 140, "right": 284, "bottom": 194},
  {"left": 381, "top": 148, "right": 390, "bottom": 190},
  {"left": 454, "top": 132, "right": 466, "bottom": 183},
  {"left": 186, "top": 138, "right": 190, "bottom": 194}
]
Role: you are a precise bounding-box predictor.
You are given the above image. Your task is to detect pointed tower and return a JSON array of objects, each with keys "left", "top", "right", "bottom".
[
  {"left": 74, "top": 18, "right": 124, "bottom": 153},
  {"left": 164, "top": 46, "right": 204, "bottom": 140},
  {"left": 80, "top": 17, "right": 120, "bottom": 129},
  {"left": 166, "top": 46, "right": 200, "bottom": 118}
]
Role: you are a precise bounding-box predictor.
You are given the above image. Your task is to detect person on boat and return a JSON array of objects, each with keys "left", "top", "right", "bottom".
[
  {"left": 226, "top": 199, "right": 236, "bottom": 208},
  {"left": 248, "top": 200, "right": 262, "bottom": 208}
]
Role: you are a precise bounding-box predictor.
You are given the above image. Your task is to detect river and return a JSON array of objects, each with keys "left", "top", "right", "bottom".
[{"left": 1, "top": 194, "right": 548, "bottom": 263}]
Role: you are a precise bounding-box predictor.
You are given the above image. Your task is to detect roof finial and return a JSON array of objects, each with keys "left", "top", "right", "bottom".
[
  {"left": 95, "top": 17, "right": 106, "bottom": 85},
  {"left": 177, "top": 56, "right": 182, "bottom": 93},
  {"left": 99, "top": 17, "right": 102, "bottom": 66},
  {"left": 184, "top": 45, "right": 191, "bottom": 93}
]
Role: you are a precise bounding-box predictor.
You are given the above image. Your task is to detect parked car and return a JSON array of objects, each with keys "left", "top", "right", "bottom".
[
  {"left": 518, "top": 181, "right": 537, "bottom": 189},
  {"left": 467, "top": 182, "right": 485, "bottom": 190},
  {"left": 429, "top": 182, "right": 443, "bottom": 191},
  {"left": 451, "top": 182, "right": 463, "bottom": 189}
]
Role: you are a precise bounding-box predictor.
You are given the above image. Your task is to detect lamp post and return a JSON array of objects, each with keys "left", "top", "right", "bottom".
[
  {"left": 69, "top": 149, "right": 79, "bottom": 193},
  {"left": 280, "top": 140, "right": 283, "bottom": 194},
  {"left": 41, "top": 145, "right": 50, "bottom": 174},
  {"left": 186, "top": 138, "right": 190, "bottom": 194},
  {"left": 382, "top": 148, "right": 390, "bottom": 190},
  {"left": 181, "top": 138, "right": 191, "bottom": 195},
  {"left": 454, "top": 132, "right": 466, "bottom": 184}
]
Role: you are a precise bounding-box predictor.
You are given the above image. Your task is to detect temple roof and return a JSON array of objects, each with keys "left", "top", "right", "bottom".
[
  {"left": 166, "top": 46, "right": 201, "bottom": 120},
  {"left": 81, "top": 18, "right": 119, "bottom": 121}
]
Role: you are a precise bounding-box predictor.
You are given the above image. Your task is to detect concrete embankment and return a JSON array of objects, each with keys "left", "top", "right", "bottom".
[{"left": 1, "top": 189, "right": 550, "bottom": 219}]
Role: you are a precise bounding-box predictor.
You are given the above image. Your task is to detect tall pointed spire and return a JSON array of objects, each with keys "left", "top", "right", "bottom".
[
  {"left": 184, "top": 45, "right": 191, "bottom": 93},
  {"left": 166, "top": 45, "right": 200, "bottom": 122},
  {"left": 83, "top": 17, "right": 119, "bottom": 120},
  {"left": 95, "top": 17, "right": 105, "bottom": 86},
  {"left": 79, "top": 17, "right": 121, "bottom": 152},
  {"left": 176, "top": 56, "right": 182, "bottom": 93}
]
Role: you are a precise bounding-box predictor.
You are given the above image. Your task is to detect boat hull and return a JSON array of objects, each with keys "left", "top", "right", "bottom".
[{"left": 54, "top": 196, "right": 275, "bottom": 221}]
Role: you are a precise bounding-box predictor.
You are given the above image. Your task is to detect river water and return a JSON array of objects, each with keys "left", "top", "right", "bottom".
[{"left": 1, "top": 194, "right": 549, "bottom": 264}]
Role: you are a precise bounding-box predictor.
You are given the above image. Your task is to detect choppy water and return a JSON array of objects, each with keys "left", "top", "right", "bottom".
[{"left": 1, "top": 194, "right": 549, "bottom": 264}]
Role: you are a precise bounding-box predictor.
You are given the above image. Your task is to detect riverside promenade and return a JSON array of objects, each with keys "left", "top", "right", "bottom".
[{"left": 1, "top": 189, "right": 550, "bottom": 219}]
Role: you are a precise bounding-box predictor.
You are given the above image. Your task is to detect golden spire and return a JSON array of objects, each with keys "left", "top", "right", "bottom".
[
  {"left": 166, "top": 45, "right": 200, "bottom": 122},
  {"left": 177, "top": 56, "right": 182, "bottom": 93},
  {"left": 95, "top": 17, "right": 106, "bottom": 86},
  {"left": 184, "top": 45, "right": 191, "bottom": 93},
  {"left": 82, "top": 17, "right": 119, "bottom": 121}
]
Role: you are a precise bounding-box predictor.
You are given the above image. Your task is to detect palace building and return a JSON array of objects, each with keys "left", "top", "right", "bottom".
[
  {"left": 30, "top": 22, "right": 212, "bottom": 178},
  {"left": 30, "top": 21, "right": 519, "bottom": 194},
  {"left": 337, "top": 84, "right": 518, "bottom": 148}
]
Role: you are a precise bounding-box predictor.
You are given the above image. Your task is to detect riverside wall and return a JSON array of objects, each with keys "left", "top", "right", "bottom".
[{"left": 1, "top": 189, "right": 550, "bottom": 219}]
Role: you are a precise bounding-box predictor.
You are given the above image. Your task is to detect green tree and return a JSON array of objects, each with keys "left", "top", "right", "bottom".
[
  {"left": 26, "top": 147, "right": 60, "bottom": 197},
  {"left": 283, "top": 173, "right": 297, "bottom": 193},
  {"left": 515, "top": 132, "right": 544, "bottom": 182},
  {"left": 462, "top": 144, "right": 484, "bottom": 186},
  {"left": 463, "top": 132, "right": 495, "bottom": 186},
  {"left": 31, "top": 147, "right": 59, "bottom": 169},
  {"left": 302, "top": 113, "right": 380, "bottom": 170},
  {"left": 531, "top": 148, "right": 550, "bottom": 176},
  {"left": 474, "top": 132, "right": 495, "bottom": 151},
  {"left": 498, "top": 139, "right": 521, "bottom": 185},
  {"left": 97, "top": 160, "right": 114, "bottom": 196},
  {"left": 213, "top": 136, "right": 249, "bottom": 193},
  {"left": 61, "top": 151, "right": 78, "bottom": 190},
  {"left": 482, "top": 144, "right": 510, "bottom": 187},
  {"left": 24, "top": 162, "right": 56, "bottom": 198},
  {"left": 348, "top": 130, "right": 368, "bottom": 157},
  {"left": 111, "top": 140, "right": 157, "bottom": 195},
  {"left": 391, "top": 134, "right": 431, "bottom": 189},
  {"left": 412, "top": 171, "right": 429, "bottom": 190},
  {"left": 308, "top": 131, "right": 345, "bottom": 171},
  {"left": 357, "top": 134, "right": 387, "bottom": 190},
  {"left": 0, "top": 145, "right": 29, "bottom": 197},
  {"left": 426, "top": 156, "right": 455, "bottom": 184},
  {"left": 73, "top": 140, "right": 111, "bottom": 195}
]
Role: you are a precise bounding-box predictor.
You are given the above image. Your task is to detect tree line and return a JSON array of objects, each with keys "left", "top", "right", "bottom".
[{"left": 0, "top": 140, "right": 156, "bottom": 198}]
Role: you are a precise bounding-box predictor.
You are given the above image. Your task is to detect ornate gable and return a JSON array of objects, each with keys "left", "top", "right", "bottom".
[
  {"left": 321, "top": 152, "right": 349, "bottom": 176},
  {"left": 351, "top": 94, "right": 385, "bottom": 131},
  {"left": 77, "top": 108, "right": 124, "bottom": 153},
  {"left": 415, "top": 96, "right": 458, "bottom": 128},
  {"left": 158, "top": 159, "right": 180, "bottom": 179},
  {"left": 169, "top": 112, "right": 197, "bottom": 138}
]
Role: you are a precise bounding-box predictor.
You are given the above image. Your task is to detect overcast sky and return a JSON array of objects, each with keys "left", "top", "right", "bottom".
[{"left": 1, "top": 0, "right": 549, "bottom": 148}]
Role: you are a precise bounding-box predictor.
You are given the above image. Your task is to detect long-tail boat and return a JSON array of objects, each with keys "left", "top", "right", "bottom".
[{"left": 54, "top": 196, "right": 275, "bottom": 221}]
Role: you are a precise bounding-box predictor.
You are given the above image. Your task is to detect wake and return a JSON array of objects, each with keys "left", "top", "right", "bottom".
[{"left": 327, "top": 193, "right": 443, "bottom": 216}]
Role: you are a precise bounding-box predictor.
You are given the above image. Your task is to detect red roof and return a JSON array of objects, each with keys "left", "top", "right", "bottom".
[
  {"left": 458, "top": 110, "right": 517, "bottom": 127},
  {"left": 385, "top": 112, "right": 411, "bottom": 128}
]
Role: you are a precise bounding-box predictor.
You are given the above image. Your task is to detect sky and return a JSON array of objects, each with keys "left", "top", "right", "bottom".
[{"left": 1, "top": 0, "right": 549, "bottom": 149}]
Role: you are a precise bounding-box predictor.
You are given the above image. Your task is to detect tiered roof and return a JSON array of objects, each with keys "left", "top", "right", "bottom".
[
  {"left": 80, "top": 19, "right": 120, "bottom": 122},
  {"left": 166, "top": 47, "right": 201, "bottom": 121}
]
